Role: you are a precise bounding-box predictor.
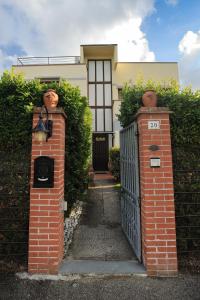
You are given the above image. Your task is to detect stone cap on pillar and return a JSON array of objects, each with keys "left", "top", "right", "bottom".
[
  {"left": 134, "top": 107, "right": 173, "bottom": 119},
  {"left": 33, "top": 107, "right": 67, "bottom": 120}
]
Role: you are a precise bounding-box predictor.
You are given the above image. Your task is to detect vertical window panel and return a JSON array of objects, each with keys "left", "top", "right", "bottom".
[
  {"left": 96, "top": 84, "right": 103, "bottom": 106},
  {"left": 96, "top": 61, "right": 103, "bottom": 82},
  {"left": 108, "top": 134, "right": 113, "bottom": 149},
  {"left": 104, "top": 61, "right": 111, "bottom": 81},
  {"left": 118, "top": 88, "right": 123, "bottom": 100},
  {"left": 89, "top": 61, "right": 95, "bottom": 82},
  {"left": 91, "top": 109, "right": 96, "bottom": 131},
  {"left": 104, "top": 84, "right": 112, "bottom": 106},
  {"left": 88, "top": 60, "right": 112, "bottom": 134},
  {"left": 97, "top": 109, "right": 104, "bottom": 131},
  {"left": 105, "top": 108, "right": 112, "bottom": 131},
  {"left": 89, "top": 84, "right": 95, "bottom": 106}
]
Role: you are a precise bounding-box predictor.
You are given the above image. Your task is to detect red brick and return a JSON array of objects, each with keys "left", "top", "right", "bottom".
[
  {"left": 31, "top": 200, "right": 49, "bottom": 206},
  {"left": 146, "top": 253, "right": 167, "bottom": 258},
  {"left": 31, "top": 211, "right": 49, "bottom": 217},
  {"left": 30, "top": 222, "right": 49, "bottom": 228},
  {"left": 155, "top": 212, "right": 175, "bottom": 218},
  {"left": 156, "top": 235, "right": 176, "bottom": 240},
  {"left": 29, "top": 246, "right": 49, "bottom": 251},
  {"left": 29, "top": 257, "right": 49, "bottom": 264},
  {"left": 38, "top": 240, "right": 59, "bottom": 246},
  {"left": 29, "top": 234, "right": 49, "bottom": 240},
  {"left": 157, "top": 258, "right": 177, "bottom": 265},
  {"left": 29, "top": 240, "right": 38, "bottom": 246}
]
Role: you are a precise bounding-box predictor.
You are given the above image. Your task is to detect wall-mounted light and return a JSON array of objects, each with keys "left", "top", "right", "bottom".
[{"left": 32, "top": 106, "right": 53, "bottom": 142}]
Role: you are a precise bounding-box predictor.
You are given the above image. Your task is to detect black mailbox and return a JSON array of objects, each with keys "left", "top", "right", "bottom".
[{"left": 33, "top": 156, "right": 54, "bottom": 188}]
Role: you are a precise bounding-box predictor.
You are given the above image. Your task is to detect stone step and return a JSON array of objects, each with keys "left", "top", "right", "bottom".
[{"left": 59, "top": 260, "right": 146, "bottom": 276}]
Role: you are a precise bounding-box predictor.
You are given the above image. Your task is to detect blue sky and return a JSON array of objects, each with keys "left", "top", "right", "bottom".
[
  {"left": 0, "top": 0, "right": 200, "bottom": 89},
  {"left": 142, "top": 0, "right": 200, "bottom": 61}
]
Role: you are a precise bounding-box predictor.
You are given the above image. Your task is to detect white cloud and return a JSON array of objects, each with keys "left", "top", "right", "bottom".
[
  {"left": 103, "top": 18, "right": 155, "bottom": 62},
  {"left": 178, "top": 30, "right": 200, "bottom": 89},
  {"left": 0, "top": 0, "right": 155, "bottom": 72},
  {"left": 165, "top": 0, "right": 179, "bottom": 6},
  {"left": 179, "top": 30, "right": 200, "bottom": 55}
]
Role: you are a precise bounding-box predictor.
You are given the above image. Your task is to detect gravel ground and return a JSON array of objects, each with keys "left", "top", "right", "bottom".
[{"left": 0, "top": 273, "right": 200, "bottom": 300}]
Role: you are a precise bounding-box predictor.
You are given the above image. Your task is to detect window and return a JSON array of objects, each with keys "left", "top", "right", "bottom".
[
  {"left": 89, "top": 84, "right": 95, "bottom": 106},
  {"left": 88, "top": 60, "right": 112, "bottom": 132},
  {"left": 118, "top": 88, "right": 123, "bottom": 101},
  {"left": 38, "top": 77, "right": 60, "bottom": 84}
]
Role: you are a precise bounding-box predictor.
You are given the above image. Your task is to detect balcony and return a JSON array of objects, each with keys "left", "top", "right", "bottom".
[{"left": 17, "top": 56, "right": 81, "bottom": 65}]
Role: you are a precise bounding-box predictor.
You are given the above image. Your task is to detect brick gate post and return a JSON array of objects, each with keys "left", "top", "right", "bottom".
[
  {"left": 135, "top": 107, "right": 178, "bottom": 276},
  {"left": 28, "top": 107, "right": 66, "bottom": 274}
]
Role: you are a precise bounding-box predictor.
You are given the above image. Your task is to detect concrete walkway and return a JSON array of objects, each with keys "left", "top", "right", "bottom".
[{"left": 60, "top": 173, "right": 146, "bottom": 275}]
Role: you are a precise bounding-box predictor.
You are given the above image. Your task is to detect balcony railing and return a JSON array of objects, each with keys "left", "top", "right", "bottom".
[{"left": 17, "top": 56, "right": 80, "bottom": 65}]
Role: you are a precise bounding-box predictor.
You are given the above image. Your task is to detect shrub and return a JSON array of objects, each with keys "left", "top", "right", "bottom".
[
  {"left": 0, "top": 71, "right": 92, "bottom": 209},
  {"left": 118, "top": 79, "right": 200, "bottom": 146},
  {"left": 0, "top": 71, "right": 92, "bottom": 269},
  {"left": 109, "top": 147, "right": 120, "bottom": 181}
]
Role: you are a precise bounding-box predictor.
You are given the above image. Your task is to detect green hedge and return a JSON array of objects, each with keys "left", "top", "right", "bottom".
[
  {"left": 0, "top": 71, "right": 92, "bottom": 208},
  {"left": 109, "top": 147, "right": 120, "bottom": 181},
  {"left": 118, "top": 79, "right": 200, "bottom": 145},
  {"left": 118, "top": 79, "right": 200, "bottom": 192}
]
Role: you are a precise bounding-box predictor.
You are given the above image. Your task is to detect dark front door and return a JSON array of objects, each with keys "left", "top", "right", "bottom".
[{"left": 93, "top": 134, "right": 109, "bottom": 171}]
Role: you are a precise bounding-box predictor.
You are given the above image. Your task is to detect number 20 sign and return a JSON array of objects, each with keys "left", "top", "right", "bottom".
[{"left": 148, "top": 120, "right": 160, "bottom": 129}]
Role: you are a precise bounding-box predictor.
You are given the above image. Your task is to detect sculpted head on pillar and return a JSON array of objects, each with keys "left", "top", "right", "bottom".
[
  {"left": 142, "top": 90, "right": 157, "bottom": 107},
  {"left": 43, "top": 89, "right": 59, "bottom": 109}
]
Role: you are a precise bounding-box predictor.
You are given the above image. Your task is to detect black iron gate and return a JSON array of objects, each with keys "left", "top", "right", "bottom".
[{"left": 120, "top": 122, "right": 141, "bottom": 261}]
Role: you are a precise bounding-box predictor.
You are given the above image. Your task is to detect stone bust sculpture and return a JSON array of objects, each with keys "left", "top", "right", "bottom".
[
  {"left": 142, "top": 90, "right": 157, "bottom": 107},
  {"left": 43, "top": 89, "right": 59, "bottom": 109}
]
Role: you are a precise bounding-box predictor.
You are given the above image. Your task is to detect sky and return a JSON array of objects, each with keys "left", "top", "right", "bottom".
[{"left": 0, "top": 0, "right": 200, "bottom": 89}]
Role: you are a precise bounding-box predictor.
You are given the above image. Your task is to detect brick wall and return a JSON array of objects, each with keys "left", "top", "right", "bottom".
[
  {"left": 28, "top": 108, "right": 66, "bottom": 274},
  {"left": 136, "top": 107, "right": 178, "bottom": 276}
]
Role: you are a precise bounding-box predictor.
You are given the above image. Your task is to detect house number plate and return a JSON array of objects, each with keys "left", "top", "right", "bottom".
[
  {"left": 96, "top": 137, "right": 105, "bottom": 142},
  {"left": 148, "top": 120, "right": 160, "bottom": 129}
]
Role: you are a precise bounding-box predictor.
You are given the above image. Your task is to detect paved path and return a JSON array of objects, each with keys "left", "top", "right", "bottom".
[
  {"left": 65, "top": 173, "right": 135, "bottom": 261},
  {"left": 60, "top": 173, "right": 147, "bottom": 274},
  {"left": 1, "top": 175, "right": 200, "bottom": 299}
]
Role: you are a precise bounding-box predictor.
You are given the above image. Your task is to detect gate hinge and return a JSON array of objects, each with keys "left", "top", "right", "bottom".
[{"left": 135, "top": 129, "right": 139, "bottom": 136}]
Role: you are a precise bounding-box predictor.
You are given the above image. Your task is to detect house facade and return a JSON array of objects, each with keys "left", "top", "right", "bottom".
[{"left": 13, "top": 44, "right": 179, "bottom": 171}]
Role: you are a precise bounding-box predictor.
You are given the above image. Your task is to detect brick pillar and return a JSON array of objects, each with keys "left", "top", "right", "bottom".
[
  {"left": 136, "top": 107, "right": 178, "bottom": 276},
  {"left": 28, "top": 107, "right": 66, "bottom": 274}
]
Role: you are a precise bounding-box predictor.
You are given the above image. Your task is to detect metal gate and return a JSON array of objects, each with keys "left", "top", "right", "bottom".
[{"left": 120, "top": 121, "right": 141, "bottom": 261}]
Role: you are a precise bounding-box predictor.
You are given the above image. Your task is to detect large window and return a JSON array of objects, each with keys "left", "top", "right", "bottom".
[{"left": 88, "top": 60, "right": 112, "bottom": 132}]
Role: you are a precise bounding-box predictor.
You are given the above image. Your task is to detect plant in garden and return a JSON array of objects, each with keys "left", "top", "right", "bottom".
[
  {"left": 109, "top": 147, "right": 120, "bottom": 181},
  {"left": 0, "top": 71, "right": 92, "bottom": 268},
  {"left": 0, "top": 71, "right": 92, "bottom": 209},
  {"left": 118, "top": 79, "right": 200, "bottom": 146}
]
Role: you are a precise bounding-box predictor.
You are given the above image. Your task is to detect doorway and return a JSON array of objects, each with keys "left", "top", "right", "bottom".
[{"left": 92, "top": 133, "right": 109, "bottom": 171}]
